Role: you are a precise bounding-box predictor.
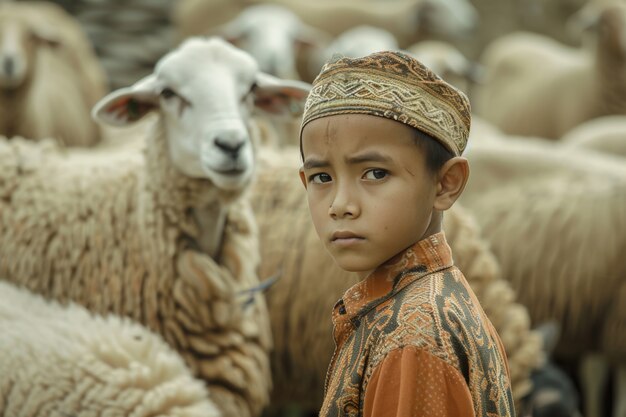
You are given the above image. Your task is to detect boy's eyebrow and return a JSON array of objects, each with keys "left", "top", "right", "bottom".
[
  {"left": 346, "top": 151, "right": 392, "bottom": 165},
  {"left": 302, "top": 157, "right": 330, "bottom": 170},
  {"left": 303, "top": 152, "right": 392, "bottom": 169}
]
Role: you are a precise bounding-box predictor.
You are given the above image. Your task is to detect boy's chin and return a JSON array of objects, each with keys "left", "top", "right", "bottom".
[
  {"left": 332, "top": 258, "right": 376, "bottom": 278},
  {"left": 323, "top": 245, "right": 380, "bottom": 276}
]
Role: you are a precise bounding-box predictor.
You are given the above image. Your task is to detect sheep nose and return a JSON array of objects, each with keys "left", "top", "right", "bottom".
[
  {"left": 3, "top": 58, "right": 14, "bottom": 76},
  {"left": 215, "top": 135, "right": 246, "bottom": 158}
]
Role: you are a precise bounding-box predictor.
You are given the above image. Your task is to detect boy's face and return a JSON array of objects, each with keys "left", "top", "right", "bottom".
[{"left": 300, "top": 114, "right": 440, "bottom": 277}]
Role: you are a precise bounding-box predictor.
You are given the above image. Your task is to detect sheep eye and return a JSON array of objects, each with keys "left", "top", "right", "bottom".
[{"left": 160, "top": 88, "right": 177, "bottom": 99}]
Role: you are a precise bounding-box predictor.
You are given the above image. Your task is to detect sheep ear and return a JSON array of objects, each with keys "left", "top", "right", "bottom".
[
  {"left": 252, "top": 72, "right": 311, "bottom": 116},
  {"left": 92, "top": 74, "right": 160, "bottom": 126}
]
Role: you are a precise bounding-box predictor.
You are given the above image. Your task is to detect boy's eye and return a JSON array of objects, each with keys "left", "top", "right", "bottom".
[
  {"left": 310, "top": 173, "right": 332, "bottom": 184},
  {"left": 363, "top": 169, "right": 388, "bottom": 180}
]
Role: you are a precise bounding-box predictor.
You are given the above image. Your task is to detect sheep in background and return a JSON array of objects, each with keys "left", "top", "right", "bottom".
[
  {"left": 209, "top": 4, "right": 330, "bottom": 81},
  {"left": 566, "top": 0, "right": 621, "bottom": 47},
  {"left": 405, "top": 40, "right": 483, "bottom": 97},
  {"left": 0, "top": 281, "right": 220, "bottom": 417},
  {"left": 315, "top": 25, "right": 398, "bottom": 59},
  {"left": 251, "top": 151, "right": 544, "bottom": 413},
  {"left": 475, "top": 3, "right": 626, "bottom": 139},
  {"left": 307, "top": 25, "right": 399, "bottom": 82},
  {"left": 0, "top": 1, "right": 107, "bottom": 146},
  {"left": 460, "top": 0, "right": 587, "bottom": 60},
  {"left": 0, "top": 37, "right": 311, "bottom": 417},
  {"left": 174, "top": 0, "right": 252, "bottom": 43},
  {"left": 466, "top": 114, "right": 507, "bottom": 146},
  {"left": 561, "top": 115, "right": 626, "bottom": 157},
  {"left": 179, "top": 0, "right": 478, "bottom": 50},
  {"left": 460, "top": 138, "right": 626, "bottom": 417}
]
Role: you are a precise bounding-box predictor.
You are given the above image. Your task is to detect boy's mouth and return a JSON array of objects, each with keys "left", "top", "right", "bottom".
[{"left": 331, "top": 231, "right": 364, "bottom": 243}]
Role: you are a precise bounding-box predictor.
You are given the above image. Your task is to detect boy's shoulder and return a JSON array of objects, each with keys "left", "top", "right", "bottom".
[{"left": 356, "top": 266, "right": 515, "bottom": 417}]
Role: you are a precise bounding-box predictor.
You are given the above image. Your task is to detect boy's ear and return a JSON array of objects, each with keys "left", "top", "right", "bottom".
[
  {"left": 433, "top": 157, "right": 470, "bottom": 211},
  {"left": 299, "top": 167, "right": 308, "bottom": 189}
]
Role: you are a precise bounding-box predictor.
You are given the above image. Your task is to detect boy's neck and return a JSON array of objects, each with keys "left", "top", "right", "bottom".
[
  {"left": 422, "top": 211, "right": 443, "bottom": 242},
  {"left": 356, "top": 211, "right": 444, "bottom": 280}
]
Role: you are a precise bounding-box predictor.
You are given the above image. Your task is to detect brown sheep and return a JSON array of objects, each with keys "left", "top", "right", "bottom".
[
  {"left": 461, "top": 137, "right": 626, "bottom": 417},
  {"left": 475, "top": 4, "right": 626, "bottom": 139},
  {"left": 0, "top": 1, "right": 107, "bottom": 146}
]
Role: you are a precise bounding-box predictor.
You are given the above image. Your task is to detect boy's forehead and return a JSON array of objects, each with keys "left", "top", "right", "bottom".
[
  {"left": 301, "top": 113, "right": 418, "bottom": 156},
  {"left": 303, "top": 113, "right": 413, "bottom": 136}
]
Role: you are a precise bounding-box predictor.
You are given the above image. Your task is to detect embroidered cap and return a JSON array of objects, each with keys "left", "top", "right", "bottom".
[{"left": 300, "top": 51, "right": 471, "bottom": 156}]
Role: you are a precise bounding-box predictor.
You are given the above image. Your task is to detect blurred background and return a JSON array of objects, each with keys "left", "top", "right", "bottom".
[{"left": 1, "top": 1, "right": 625, "bottom": 417}]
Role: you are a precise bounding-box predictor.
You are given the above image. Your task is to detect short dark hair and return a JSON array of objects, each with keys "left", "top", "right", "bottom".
[{"left": 412, "top": 128, "right": 454, "bottom": 175}]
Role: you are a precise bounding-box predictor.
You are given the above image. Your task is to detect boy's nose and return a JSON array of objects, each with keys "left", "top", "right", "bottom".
[{"left": 328, "top": 189, "right": 360, "bottom": 219}]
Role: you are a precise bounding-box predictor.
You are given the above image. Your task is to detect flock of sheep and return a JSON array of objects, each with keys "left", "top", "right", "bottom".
[{"left": 0, "top": 0, "right": 624, "bottom": 417}]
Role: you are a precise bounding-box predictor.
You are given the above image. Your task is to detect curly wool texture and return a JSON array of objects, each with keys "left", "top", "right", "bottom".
[
  {"left": 0, "top": 281, "right": 220, "bottom": 417},
  {"left": 250, "top": 149, "right": 543, "bottom": 412},
  {"left": 0, "top": 132, "right": 271, "bottom": 417},
  {"left": 0, "top": 1, "right": 107, "bottom": 146}
]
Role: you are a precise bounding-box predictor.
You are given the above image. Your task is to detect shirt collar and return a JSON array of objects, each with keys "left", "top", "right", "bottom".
[{"left": 332, "top": 232, "right": 454, "bottom": 324}]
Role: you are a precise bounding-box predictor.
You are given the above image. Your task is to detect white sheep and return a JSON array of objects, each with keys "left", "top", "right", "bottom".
[
  {"left": 475, "top": 3, "right": 626, "bottom": 139},
  {"left": 307, "top": 25, "right": 399, "bottom": 82},
  {"left": 209, "top": 4, "right": 331, "bottom": 81},
  {"left": 405, "top": 40, "right": 483, "bottom": 97},
  {"left": 174, "top": 0, "right": 251, "bottom": 43},
  {"left": 0, "top": 1, "right": 107, "bottom": 146},
  {"left": 177, "top": 0, "right": 478, "bottom": 49},
  {"left": 0, "top": 36, "right": 311, "bottom": 417},
  {"left": 0, "top": 281, "right": 220, "bottom": 417},
  {"left": 250, "top": 150, "right": 544, "bottom": 413},
  {"left": 561, "top": 115, "right": 626, "bottom": 157},
  {"left": 460, "top": 137, "right": 626, "bottom": 417}
]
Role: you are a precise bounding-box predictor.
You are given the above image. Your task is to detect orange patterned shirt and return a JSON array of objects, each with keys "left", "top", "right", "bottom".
[{"left": 320, "top": 232, "right": 515, "bottom": 417}]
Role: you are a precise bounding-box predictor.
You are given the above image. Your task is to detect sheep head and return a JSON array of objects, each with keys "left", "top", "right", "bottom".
[
  {"left": 0, "top": 8, "right": 60, "bottom": 90},
  {"left": 92, "top": 37, "right": 311, "bottom": 192},
  {"left": 214, "top": 4, "right": 332, "bottom": 80}
]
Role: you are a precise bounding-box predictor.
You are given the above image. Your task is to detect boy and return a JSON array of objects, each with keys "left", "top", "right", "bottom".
[{"left": 298, "top": 51, "right": 515, "bottom": 417}]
